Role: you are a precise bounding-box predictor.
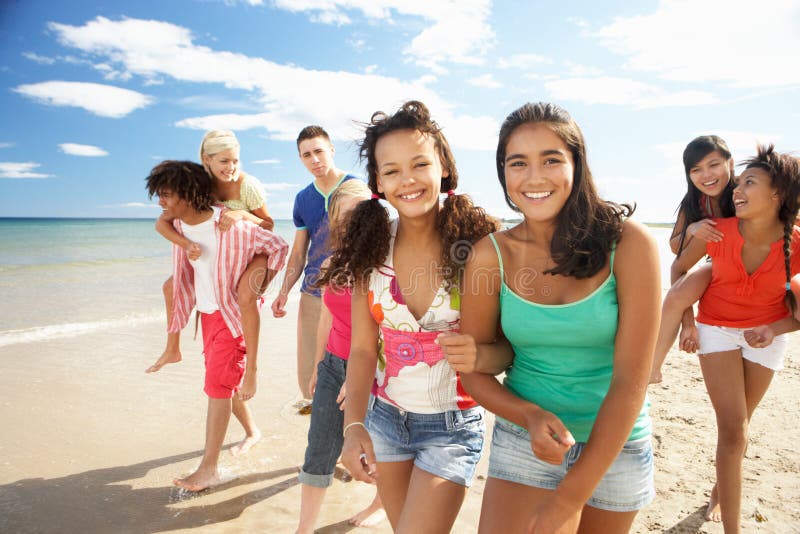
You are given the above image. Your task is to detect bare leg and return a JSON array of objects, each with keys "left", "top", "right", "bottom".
[
  {"left": 174, "top": 397, "right": 232, "bottom": 491},
  {"left": 394, "top": 468, "right": 467, "bottom": 533},
  {"left": 374, "top": 460, "right": 414, "bottom": 530},
  {"left": 478, "top": 478, "right": 580, "bottom": 533},
  {"left": 296, "top": 484, "right": 327, "bottom": 534},
  {"left": 578, "top": 505, "right": 637, "bottom": 534},
  {"left": 147, "top": 276, "right": 182, "bottom": 373},
  {"left": 237, "top": 256, "right": 268, "bottom": 372},
  {"left": 297, "top": 293, "right": 322, "bottom": 400},
  {"left": 348, "top": 491, "right": 386, "bottom": 527},
  {"left": 703, "top": 355, "right": 774, "bottom": 525},
  {"left": 229, "top": 396, "right": 261, "bottom": 456},
  {"left": 650, "top": 264, "right": 712, "bottom": 384}
]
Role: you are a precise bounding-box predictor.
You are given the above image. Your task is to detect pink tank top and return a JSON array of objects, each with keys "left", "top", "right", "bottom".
[{"left": 323, "top": 284, "right": 352, "bottom": 360}]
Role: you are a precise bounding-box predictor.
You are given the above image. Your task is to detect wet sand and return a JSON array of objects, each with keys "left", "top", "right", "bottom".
[{"left": 1, "top": 297, "right": 798, "bottom": 533}]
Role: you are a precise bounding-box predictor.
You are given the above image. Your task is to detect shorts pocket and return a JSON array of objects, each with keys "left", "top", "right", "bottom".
[{"left": 619, "top": 437, "right": 651, "bottom": 456}]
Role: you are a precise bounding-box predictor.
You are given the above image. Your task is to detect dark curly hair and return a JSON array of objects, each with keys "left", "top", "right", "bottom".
[
  {"left": 318, "top": 100, "right": 499, "bottom": 288},
  {"left": 674, "top": 135, "right": 736, "bottom": 256},
  {"left": 741, "top": 144, "right": 800, "bottom": 314},
  {"left": 145, "top": 160, "right": 213, "bottom": 212},
  {"left": 496, "top": 102, "right": 633, "bottom": 279}
]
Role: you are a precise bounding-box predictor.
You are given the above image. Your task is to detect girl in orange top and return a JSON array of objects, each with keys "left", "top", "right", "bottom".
[{"left": 665, "top": 145, "right": 800, "bottom": 531}]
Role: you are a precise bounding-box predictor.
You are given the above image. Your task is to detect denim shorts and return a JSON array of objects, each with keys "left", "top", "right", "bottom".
[
  {"left": 298, "top": 352, "right": 347, "bottom": 488},
  {"left": 488, "top": 418, "right": 655, "bottom": 512},
  {"left": 365, "top": 395, "right": 485, "bottom": 487}
]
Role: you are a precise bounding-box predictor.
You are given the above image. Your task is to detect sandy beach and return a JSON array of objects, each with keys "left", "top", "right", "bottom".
[{"left": 1, "top": 293, "right": 799, "bottom": 533}]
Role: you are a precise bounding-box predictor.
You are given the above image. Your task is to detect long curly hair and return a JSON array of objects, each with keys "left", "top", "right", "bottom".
[
  {"left": 496, "top": 102, "right": 632, "bottom": 279},
  {"left": 146, "top": 160, "right": 213, "bottom": 212},
  {"left": 742, "top": 144, "right": 800, "bottom": 314},
  {"left": 675, "top": 135, "right": 736, "bottom": 255},
  {"left": 318, "top": 100, "right": 499, "bottom": 288}
]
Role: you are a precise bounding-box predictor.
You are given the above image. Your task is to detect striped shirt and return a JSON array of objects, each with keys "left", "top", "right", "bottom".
[{"left": 168, "top": 207, "right": 289, "bottom": 338}]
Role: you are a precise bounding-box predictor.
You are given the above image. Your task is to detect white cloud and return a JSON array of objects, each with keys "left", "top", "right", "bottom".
[
  {"left": 594, "top": 0, "right": 800, "bottom": 88},
  {"left": 22, "top": 52, "right": 56, "bottom": 64},
  {"left": 544, "top": 76, "right": 718, "bottom": 109},
  {"left": 656, "top": 131, "right": 784, "bottom": 164},
  {"left": 0, "top": 162, "right": 52, "bottom": 179},
  {"left": 252, "top": 158, "right": 280, "bottom": 164},
  {"left": 58, "top": 143, "right": 109, "bottom": 157},
  {"left": 271, "top": 1, "right": 494, "bottom": 71},
  {"left": 13, "top": 81, "right": 153, "bottom": 118},
  {"left": 497, "top": 53, "right": 549, "bottom": 69},
  {"left": 259, "top": 181, "right": 302, "bottom": 191},
  {"left": 468, "top": 73, "right": 502, "bottom": 89},
  {"left": 49, "top": 17, "right": 498, "bottom": 150},
  {"left": 363, "top": 64, "right": 378, "bottom": 74},
  {"left": 0, "top": 142, "right": 13, "bottom": 148}
]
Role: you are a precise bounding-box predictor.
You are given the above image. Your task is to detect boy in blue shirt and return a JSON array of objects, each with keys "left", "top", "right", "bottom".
[{"left": 271, "top": 126, "right": 357, "bottom": 402}]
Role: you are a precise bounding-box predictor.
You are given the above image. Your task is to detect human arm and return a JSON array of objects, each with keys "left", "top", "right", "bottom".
[
  {"left": 340, "top": 281, "right": 380, "bottom": 483},
  {"left": 744, "top": 316, "right": 800, "bottom": 348},
  {"left": 536, "top": 220, "right": 660, "bottom": 526},
  {"left": 270, "top": 229, "right": 310, "bottom": 318},
  {"left": 219, "top": 205, "right": 275, "bottom": 232},
  {"left": 155, "top": 213, "right": 200, "bottom": 260},
  {"left": 309, "top": 288, "right": 334, "bottom": 396},
  {"left": 459, "top": 236, "right": 574, "bottom": 465},
  {"left": 669, "top": 209, "right": 723, "bottom": 255}
]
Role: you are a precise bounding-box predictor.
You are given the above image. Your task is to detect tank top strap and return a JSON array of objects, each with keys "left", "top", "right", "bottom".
[
  {"left": 488, "top": 233, "right": 505, "bottom": 285},
  {"left": 609, "top": 240, "right": 617, "bottom": 272}
]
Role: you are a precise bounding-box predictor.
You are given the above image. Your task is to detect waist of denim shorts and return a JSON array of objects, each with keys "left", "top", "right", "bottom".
[{"left": 370, "top": 394, "right": 482, "bottom": 425}]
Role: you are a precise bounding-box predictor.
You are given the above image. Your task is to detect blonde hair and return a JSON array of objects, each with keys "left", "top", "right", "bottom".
[
  {"left": 328, "top": 180, "right": 370, "bottom": 249},
  {"left": 199, "top": 130, "right": 241, "bottom": 176}
]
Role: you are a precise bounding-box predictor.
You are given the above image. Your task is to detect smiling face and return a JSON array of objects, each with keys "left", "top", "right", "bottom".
[
  {"left": 688, "top": 150, "right": 733, "bottom": 198},
  {"left": 298, "top": 136, "right": 336, "bottom": 178},
  {"left": 374, "top": 129, "right": 447, "bottom": 219},
  {"left": 732, "top": 166, "right": 779, "bottom": 219},
  {"left": 502, "top": 122, "right": 574, "bottom": 224},
  {"left": 203, "top": 147, "right": 240, "bottom": 182},
  {"left": 157, "top": 188, "right": 192, "bottom": 220}
]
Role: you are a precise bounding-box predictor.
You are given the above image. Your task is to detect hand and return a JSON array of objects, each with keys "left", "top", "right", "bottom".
[
  {"left": 436, "top": 332, "right": 478, "bottom": 373},
  {"left": 523, "top": 407, "right": 575, "bottom": 465},
  {"left": 219, "top": 210, "right": 245, "bottom": 232},
  {"left": 238, "top": 371, "right": 256, "bottom": 401},
  {"left": 679, "top": 324, "right": 699, "bottom": 353},
  {"left": 336, "top": 383, "right": 346, "bottom": 411},
  {"left": 687, "top": 219, "right": 723, "bottom": 243},
  {"left": 308, "top": 369, "right": 318, "bottom": 398},
  {"left": 185, "top": 241, "right": 201, "bottom": 261},
  {"left": 341, "top": 424, "right": 378, "bottom": 483},
  {"left": 527, "top": 492, "right": 582, "bottom": 534},
  {"left": 271, "top": 293, "right": 288, "bottom": 318},
  {"left": 744, "top": 325, "right": 775, "bottom": 348}
]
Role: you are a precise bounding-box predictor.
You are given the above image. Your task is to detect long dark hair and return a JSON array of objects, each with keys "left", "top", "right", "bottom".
[
  {"left": 496, "top": 102, "right": 632, "bottom": 279},
  {"left": 318, "top": 100, "right": 499, "bottom": 288},
  {"left": 674, "top": 135, "right": 735, "bottom": 255},
  {"left": 742, "top": 144, "right": 800, "bottom": 314}
]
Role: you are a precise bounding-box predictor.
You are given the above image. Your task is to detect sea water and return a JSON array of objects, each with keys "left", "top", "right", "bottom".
[{"left": 0, "top": 218, "right": 674, "bottom": 348}]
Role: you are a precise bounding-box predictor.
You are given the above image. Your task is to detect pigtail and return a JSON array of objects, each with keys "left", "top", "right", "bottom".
[
  {"left": 317, "top": 197, "right": 391, "bottom": 288},
  {"left": 436, "top": 193, "right": 500, "bottom": 289},
  {"left": 782, "top": 220, "right": 796, "bottom": 315}
]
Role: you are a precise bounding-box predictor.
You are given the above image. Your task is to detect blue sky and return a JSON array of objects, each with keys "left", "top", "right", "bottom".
[{"left": 1, "top": 0, "right": 798, "bottom": 222}]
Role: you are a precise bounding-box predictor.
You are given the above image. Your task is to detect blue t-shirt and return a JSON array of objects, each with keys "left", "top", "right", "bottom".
[{"left": 292, "top": 173, "right": 359, "bottom": 296}]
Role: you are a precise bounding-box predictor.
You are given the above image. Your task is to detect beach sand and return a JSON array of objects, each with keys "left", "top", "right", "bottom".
[{"left": 1, "top": 296, "right": 799, "bottom": 533}]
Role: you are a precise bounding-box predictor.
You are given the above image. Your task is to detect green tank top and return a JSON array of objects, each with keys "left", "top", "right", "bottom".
[{"left": 489, "top": 234, "right": 650, "bottom": 442}]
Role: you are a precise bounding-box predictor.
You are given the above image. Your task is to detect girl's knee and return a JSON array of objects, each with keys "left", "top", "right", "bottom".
[
  {"left": 162, "top": 277, "right": 173, "bottom": 296},
  {"left": 716, "top": 417, "right": 749, "bottom": 450}
]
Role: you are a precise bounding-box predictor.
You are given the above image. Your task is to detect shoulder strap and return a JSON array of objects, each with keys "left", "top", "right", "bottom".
[{"left": 488, "top": 233, "right": 505, "bottom": 284}]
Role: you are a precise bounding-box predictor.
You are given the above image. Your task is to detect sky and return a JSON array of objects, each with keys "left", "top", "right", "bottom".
[{"left": 0, "top": 0, "right": 798, "bottom": 222}]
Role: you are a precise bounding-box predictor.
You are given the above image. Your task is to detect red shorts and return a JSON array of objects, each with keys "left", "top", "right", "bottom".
[{"left": 201, "top": 311, "right": 246, "bottom": 399}]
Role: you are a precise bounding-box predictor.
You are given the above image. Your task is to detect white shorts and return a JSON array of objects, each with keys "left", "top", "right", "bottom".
[{"left": 696, "top": 322, "right": 788, "bottom": 371}]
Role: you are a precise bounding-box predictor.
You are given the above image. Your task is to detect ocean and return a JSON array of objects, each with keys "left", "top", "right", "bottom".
[{"left": 0, "top": 218, "right": 674, "bottom": 348}]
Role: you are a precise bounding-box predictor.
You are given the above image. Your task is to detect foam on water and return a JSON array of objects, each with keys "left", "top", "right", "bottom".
[{"left": 0, "top": 311, "right": 164, "bottom": 348}]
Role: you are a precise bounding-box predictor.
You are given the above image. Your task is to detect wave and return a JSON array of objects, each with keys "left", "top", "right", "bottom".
[{"left": 0, "top": 311, "right": 165, "bottom": 348}]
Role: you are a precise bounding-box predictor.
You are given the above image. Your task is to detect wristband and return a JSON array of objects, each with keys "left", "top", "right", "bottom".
[{"left": 343, "top": 421, "right": 366, "bottom": 438}]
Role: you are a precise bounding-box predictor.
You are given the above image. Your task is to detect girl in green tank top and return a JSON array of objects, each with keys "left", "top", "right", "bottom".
[{"left": 457, "top": 103, "right": 661, "bottom": 533}]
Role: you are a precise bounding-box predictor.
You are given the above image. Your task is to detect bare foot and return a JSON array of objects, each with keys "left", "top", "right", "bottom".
[
  {"left": 705, "top": 484, "right": 721, "bottom": 522},
  {"left": 230, "top": 429, "right": 262, "bottom": 456},
  {"left": 348, "top": 496, "right": 386, "bottom": 527},
  {"left": 146, "top": 349, "right": 182, "bottom": 373},
  {"left": 173, "top": 468, "right": 220, "bottom": 492},
  {"left": 648, "top": 369, "right": 663, "bottom": 385}
]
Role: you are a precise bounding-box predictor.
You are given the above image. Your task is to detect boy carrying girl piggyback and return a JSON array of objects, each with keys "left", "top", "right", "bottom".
[{"left": 146, "top": 160, "right": 288, "bottom": 492}]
